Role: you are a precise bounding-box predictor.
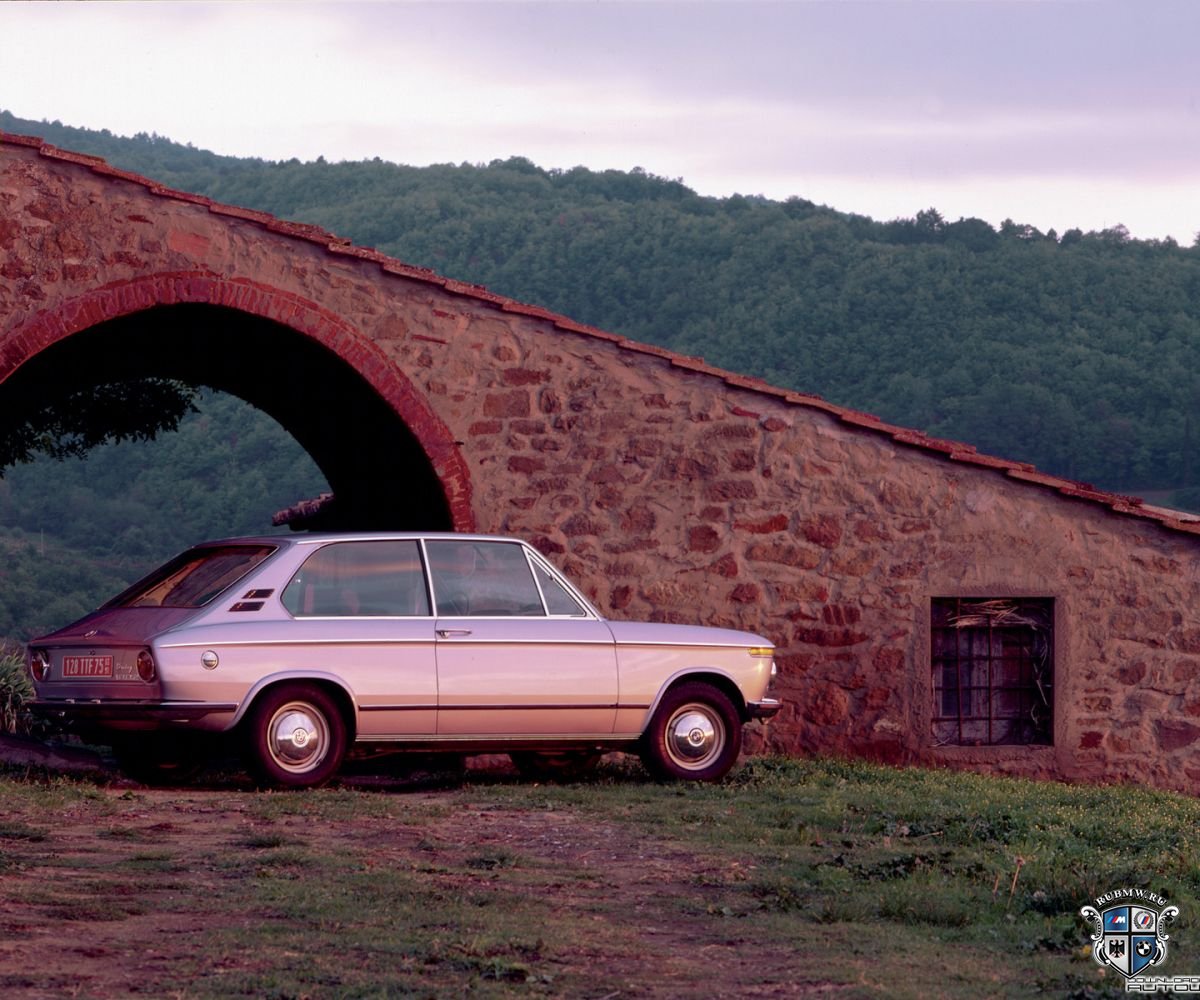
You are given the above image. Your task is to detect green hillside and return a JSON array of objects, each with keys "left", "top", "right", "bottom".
[
  {"left": 3, "top": 109, "right": 1200, "bottom": 637},
  {"left": 0, "top": 391, "right": 326, "bottom": 640},
  {"left": 6, "top": 110, "right": 1198, "bottom": 493}
]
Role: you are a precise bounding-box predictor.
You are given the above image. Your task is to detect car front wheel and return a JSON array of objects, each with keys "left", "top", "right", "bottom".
[
  {"left": 245, "top": 683, "right": 347, "bottom": 789},
  {"left": 641, "top": 682, "right": 742, "bottom": 782}
]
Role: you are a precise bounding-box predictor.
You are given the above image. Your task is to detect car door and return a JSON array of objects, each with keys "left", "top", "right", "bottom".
[
  {"left": 427, "top": 539, "right": 618, "bottom": 737},
  {"left": 281, "top": 539, "right": 438, "bottom": 737}
]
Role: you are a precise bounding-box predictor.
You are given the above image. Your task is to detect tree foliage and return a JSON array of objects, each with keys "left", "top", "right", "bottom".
[{"left": 0, "top": 378, "right": 198, "bottom": 470}]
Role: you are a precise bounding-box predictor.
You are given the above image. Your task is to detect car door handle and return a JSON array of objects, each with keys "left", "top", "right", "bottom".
[{"left": 437, "top": 628, "right": 473, "bottom": 638}]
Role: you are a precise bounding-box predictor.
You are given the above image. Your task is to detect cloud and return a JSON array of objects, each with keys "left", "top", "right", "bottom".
[{"left": 2, "top": 0, "right": 1199, "bottom": 241}]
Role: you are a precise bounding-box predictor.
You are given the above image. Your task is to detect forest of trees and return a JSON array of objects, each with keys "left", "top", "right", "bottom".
[
  {"left": 3, "top": 109, "right": 1200, "bottom": 638},
  {"left": 0, "top": 391, "right": 326, "bottom": 640}
]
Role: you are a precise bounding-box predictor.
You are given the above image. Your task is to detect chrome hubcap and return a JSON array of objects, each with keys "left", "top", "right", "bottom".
[
  {"left": 667, "top": 705, "right": 723, "bottom": 768},
  {"left": 268, "top": 703, "right": 328, "bottom": 772}
]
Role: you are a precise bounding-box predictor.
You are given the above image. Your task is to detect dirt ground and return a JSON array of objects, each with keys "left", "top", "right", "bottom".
[{"left": 0, "top": 748, "right": 848, "bottom": 999}]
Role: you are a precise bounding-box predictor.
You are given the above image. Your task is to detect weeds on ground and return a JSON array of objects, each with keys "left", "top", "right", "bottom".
[
  {"left": 0, "top": 757, "right": 1195, "bottom": 998},
  {"left": 0, "top": 647, "right": 32, "bottom": 735},
  {"left": 471, "top": 755, "right": 1200, "bottom": 997}
]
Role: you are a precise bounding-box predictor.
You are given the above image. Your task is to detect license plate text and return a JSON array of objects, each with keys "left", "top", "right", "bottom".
[{"left": 63, "top": 655, "right": 114, "bottom": 678}]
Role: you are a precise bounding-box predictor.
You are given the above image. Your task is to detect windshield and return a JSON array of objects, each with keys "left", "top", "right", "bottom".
[{"left": 103, "top": 545, "right": 277, "bottom": 609}]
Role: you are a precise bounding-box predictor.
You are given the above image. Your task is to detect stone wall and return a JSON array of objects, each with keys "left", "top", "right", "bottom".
[
  {"left": 431, "top": 320, "right": 1200, "bottom": 793},
  {"left": 4, "top": 136, "right": 1200, "bottom": 794}
]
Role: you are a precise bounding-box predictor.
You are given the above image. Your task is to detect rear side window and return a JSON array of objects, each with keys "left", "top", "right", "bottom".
[
  {"left": 108, "top": 545, "right": 277, "bottom": 609},
  {"left": 282, "top": 540, "right": 431, "bottom": 617}
]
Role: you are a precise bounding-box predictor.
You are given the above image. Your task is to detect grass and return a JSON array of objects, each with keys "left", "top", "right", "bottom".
[{"left": 0, "top": 756, "right": 1195, "bottom": 997}]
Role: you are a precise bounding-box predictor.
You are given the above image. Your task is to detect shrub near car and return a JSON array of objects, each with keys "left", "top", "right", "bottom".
[{"left": 27, "top": 534, "right": 780, "bottom": 788}]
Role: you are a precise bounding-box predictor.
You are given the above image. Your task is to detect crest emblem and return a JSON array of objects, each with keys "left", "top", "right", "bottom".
[{"left": 1080, "top": 900, "right": 1179, "bottom": 979}]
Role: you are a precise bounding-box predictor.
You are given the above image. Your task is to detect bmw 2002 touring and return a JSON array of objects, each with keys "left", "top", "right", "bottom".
[{"left": 28, "top": 533, "right": 780, "bottom": 787}]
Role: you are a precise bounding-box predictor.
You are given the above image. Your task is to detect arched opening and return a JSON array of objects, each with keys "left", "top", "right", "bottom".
[
  {"left": 0, "top": 389, "right": 325, "bottom": 639},
  {"left": 0, "top": 303, "right": 460, "bottom": 533}
]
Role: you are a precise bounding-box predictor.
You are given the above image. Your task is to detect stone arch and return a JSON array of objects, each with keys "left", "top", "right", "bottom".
[
  {"left": 0, "top": 272, "right": 474, "bottom": 532},
  {"left": 15, "top": 136, "right": 1200, "bottom": 794}
]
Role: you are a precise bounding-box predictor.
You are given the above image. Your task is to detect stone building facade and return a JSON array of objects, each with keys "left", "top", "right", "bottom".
[{"left": 3, "top": 134, "right": 1200, "bottom": 793}]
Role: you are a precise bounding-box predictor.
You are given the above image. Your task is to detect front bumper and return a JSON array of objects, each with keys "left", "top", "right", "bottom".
[{"left": 747, "top": 698, "right": 782, "bottom": 720}]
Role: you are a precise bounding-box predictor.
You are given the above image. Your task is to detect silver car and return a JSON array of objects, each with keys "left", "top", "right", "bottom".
[{"left": 27, "top": 533, "right": 780, "bottom": 788}]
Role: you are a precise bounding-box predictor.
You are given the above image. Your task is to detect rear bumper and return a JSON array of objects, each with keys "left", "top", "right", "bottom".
[
  {"left": 30, "top": 699, "right": 237, "bottom": 730},
  {"left": 747, "top": 698, "right": 782, "bottom": 720}
]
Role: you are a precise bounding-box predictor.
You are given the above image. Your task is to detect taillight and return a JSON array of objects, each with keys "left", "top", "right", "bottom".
[
  {"left": 29, "top": 649, "right": 49, "bottom": 682},
  {"left": 136, "top": 649, "right": 156, "bottom": 682}
]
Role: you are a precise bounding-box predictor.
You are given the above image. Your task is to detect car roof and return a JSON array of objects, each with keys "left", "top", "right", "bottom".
[{"left": 188, "top": 532, "right": 533, "bottom": 548}]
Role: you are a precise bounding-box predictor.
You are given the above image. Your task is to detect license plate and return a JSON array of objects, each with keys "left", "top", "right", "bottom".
[{"left": 63, "top": 655, "right": 114, "bottom": 678}]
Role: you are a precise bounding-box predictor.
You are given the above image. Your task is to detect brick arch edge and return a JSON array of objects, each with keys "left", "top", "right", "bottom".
[{"left": 0, "top": 271, "right": 475, "bottom": 531}]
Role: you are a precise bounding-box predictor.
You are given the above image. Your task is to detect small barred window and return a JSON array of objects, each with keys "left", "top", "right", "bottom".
[{"left": 931, "top": 598, "right": 1053, "bottom": 746}]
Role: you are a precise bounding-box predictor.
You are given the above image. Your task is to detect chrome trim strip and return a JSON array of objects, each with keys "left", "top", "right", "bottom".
[
  {"left": 169, "top": 636, "right": 759, "bottom": 651},
  {"left": 437, "top": 703, "right": 619, "bottom": 711},
  {"left": 358, "top": 702, "right": 649, "bottom": 713},
  {"left": 355, "top": 733, "right": 643, "bottom": 744},
  {"left": 163, "top": 632, "right": 756, "bottom": 651},
  {"left": 160, "top": 637, "right": 615, "bottom": 649},
  {"left": 359, "top": 704, "right": 437, "bottom": 713},
  {"left": 34, "top": 699, "right": 233, "bottom": 709},
  {"left": 29, "top": 699, "right": 237, "bottom": 720},
  {"left": 430, "top": 639, "right": 614, "bottom": 646},
  {"left": 159, "top": 638, "right": 435, "bottom": 649},
  {"left": 617, "top": 640, "right": 764, "bottom": 650}
]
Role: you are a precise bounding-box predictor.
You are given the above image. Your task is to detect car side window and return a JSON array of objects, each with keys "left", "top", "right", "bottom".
[
  {"left": 282, "top": 541, "right": 431, "bottom": 617},
  {"left": 532, "top": 562, "right": 588, "bottom": 617},
  {"left": 426, "top": 540, "right": 545, "bottom": 616}
]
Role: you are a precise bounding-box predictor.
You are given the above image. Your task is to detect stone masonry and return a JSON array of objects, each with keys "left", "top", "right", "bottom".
[{"left": 4, "top": 134, "right": 1200, "bottom": 794}]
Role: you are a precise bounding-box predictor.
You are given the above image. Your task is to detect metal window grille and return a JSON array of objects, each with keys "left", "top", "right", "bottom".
[{"left": 931, "top": 598, "right": 1053, "bottom": 746}]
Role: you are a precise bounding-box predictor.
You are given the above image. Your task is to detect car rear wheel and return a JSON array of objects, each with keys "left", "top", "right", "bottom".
[
  {"left": 641, "top": 682, "right": 742, "bottom": 782},
  {"left": 245, "top": 683, "right": 346, "bottom": 789}
]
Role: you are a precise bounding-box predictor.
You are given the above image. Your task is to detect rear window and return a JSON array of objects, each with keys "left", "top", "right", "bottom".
[{"left": 105, "top": 545, "right": 277, "bottom": 609}]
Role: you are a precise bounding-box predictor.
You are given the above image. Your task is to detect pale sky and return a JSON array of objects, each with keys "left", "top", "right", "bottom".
[{"left": 3, "top": 0, "right": 1199, "bottom": 243}]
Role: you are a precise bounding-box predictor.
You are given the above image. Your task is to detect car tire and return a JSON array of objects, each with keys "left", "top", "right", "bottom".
[
  {"left": 641, "top": 682, "right": 742, "bottom": 782},
  {"left": 245, "top": 683, "right": 347, "bottom": 789}
]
